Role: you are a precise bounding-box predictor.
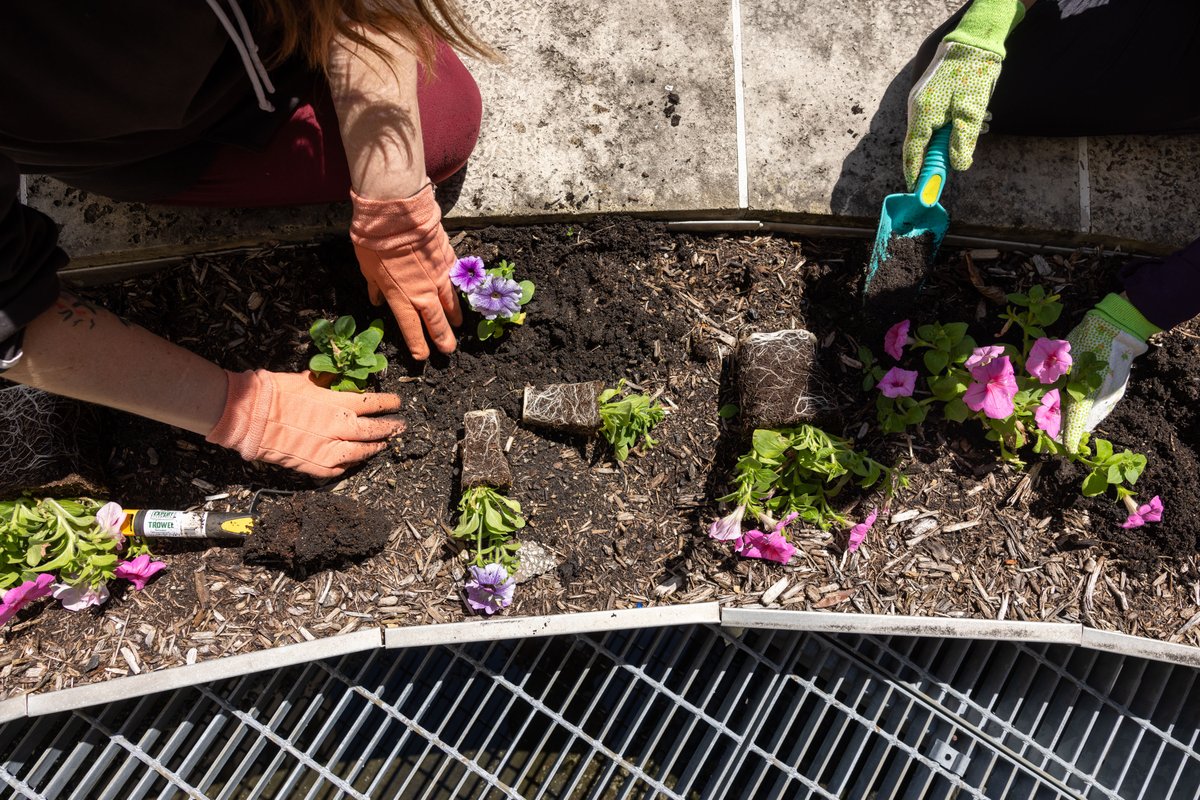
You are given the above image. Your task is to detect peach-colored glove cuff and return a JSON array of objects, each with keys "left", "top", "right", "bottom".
[
  {"left": 349, "top": 183, "right": 441, "bottom": 251},
  {"left": 206, "top": 370, "right": 272, "bottom": 461}
]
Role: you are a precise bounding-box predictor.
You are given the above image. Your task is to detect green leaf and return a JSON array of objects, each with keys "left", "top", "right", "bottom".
[
  {"left": 923, "top": 350, "right": 950, "bottom": 375},
  {"left": 354, "top": 324, "right": 384, "bottom": 353},
  {"left": 331, "top": 377, "right": 364, "bottom": 392},
  {"left": 1082, "top": 471, "right": 1108, "bottom": 497},
  {"left": 752, "top": 430, "right": 791, "bottom": 460},
  {"left": 718, "top": 404, "right": 739, "bottom": 419},
  {"left": 307, "top": 353, "right": 335, "bottom": 374},
  {"left": 944, "top": 398, "right": 970, "bottom": 422},
  {"left": 309, "top": 318, "right": 333, "bottom": 348},
  {"left": 477, "top": 319, "right": 494, "bottom": 340},
  {"left": 1094, "top": 438, "right": 1114, "bottom": 462},
  {"left": 518, "top": 280, "right": 536, "bottom": 305},
  {"left": 333, "top": 315, "right": 356, "bottom": 339}
]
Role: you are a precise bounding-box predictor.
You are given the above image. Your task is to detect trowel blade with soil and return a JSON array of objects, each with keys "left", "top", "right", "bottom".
[{"left": 863, "top": 125, "right": 952, "bottom": 299}]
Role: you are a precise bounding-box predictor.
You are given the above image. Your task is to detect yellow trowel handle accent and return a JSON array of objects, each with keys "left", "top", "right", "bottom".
[{"left": 916, "top": 126, "right": 952, "bottom": 209}]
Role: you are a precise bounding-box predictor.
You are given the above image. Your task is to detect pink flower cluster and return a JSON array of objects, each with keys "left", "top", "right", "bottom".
[
  {"left": 1122, "top": 496, "right": 1164, "bottom": 529},
  {"left": 0, "top": 574, "right": 55, "bottom": 626},
  {"left": 708, "top": 508, "right": 797, "bottom": 564},
  {"left": 964, "top": 354, "right": 1018, "bottom": 419}
]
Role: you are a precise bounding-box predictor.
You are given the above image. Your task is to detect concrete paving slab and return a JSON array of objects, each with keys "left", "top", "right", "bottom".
[
  {"left": 451, "top": 0, "right": 739, "bottom": 219},
  {"left": 18, "top": 1, "right": 1196, "bottom": 271},
  {"left": 1085, "top": 135, "right": 1200, "bottom": 252},
  {"left": 739, "top": 0, "right": 1082, "bottom": 240},
  {"left": 26, "top": 177, "right": 347, "bottom": 269}
]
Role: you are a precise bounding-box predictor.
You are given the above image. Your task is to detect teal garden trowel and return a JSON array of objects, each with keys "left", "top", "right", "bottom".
[{"left": 863, "top": 125, "right": 952, "bottom": 296}]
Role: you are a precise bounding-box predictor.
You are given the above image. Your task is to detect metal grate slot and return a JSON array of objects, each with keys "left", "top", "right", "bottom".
[{"left": 2, "top": 624, "right": 1198, "bottom": 799}]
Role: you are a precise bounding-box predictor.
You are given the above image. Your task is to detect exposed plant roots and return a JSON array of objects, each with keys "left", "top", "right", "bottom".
[
  {"left": 522, "top": 381, "right": 604, "bottom": 434},
  {"left": 0, "top": 385, "right": 100, "bottom": 497},
  {"left": 736, "top": 330, "right": 823, "bottom": 429},
  {"left": 460, "top": 409, "right": 512, "bottom": 489}
]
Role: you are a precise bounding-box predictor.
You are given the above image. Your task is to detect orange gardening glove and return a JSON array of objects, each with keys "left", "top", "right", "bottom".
[
  {"left": 350, "top": 183, "right": 463, "bottom": 360},
  {"left": 205, "top": 369, "right": 405, "bottom": 479}
]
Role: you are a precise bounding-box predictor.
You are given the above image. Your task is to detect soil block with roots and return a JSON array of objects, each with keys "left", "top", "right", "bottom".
[
  {"left": 244, "top": 492, "right": 391, "bottom": 577},
  {"left": 736, "top": 329, "right": 822, "bottom": 429},
  {"left": 461, "top": 409, "right": 512, "bottom": 489},
  {"left": 522, "top": 380, "right": 604, "bottom": 435}
]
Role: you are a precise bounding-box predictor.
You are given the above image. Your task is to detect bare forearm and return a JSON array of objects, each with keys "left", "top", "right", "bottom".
[
  {"left": 4, "top": 292, "right": 227, "bottom": 435},
  {"left": 328, "top": 26, "right": 426, "bottom": 200}
]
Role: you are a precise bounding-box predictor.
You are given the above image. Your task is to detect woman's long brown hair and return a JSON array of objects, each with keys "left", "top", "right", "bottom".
[{"left": 257, "top": 0, "right": 496, "bottom": 72}]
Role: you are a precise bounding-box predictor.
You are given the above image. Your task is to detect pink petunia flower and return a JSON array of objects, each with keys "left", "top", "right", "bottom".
[
  {"left": 884, "top": 320, "right": 910, "bottom": 360},
  {"left": 964, "top": 356, "right": 1018, "bottom": 419},
  {"left": 95, "top": 501, "right": 125, "bottom": 551},
  {"left": 734, "top": 530, "right": 796, "bottom": 564},
  {"left": 879, "top": 367, "right": 918, "bottom": 398},
  {"left": 846, "top": 510, "right": 879, "bottom": 553},
  {"left": 708, "top": 505, "right": 746, "bottom": 542},
  {"left": 1027, "top": 338, "right": 1073, "bottom": 384},
  {"left": 53, "top": 582, "right": 110, "bottom": 612},
  {"left": 964, "top": 345, "right": 1005, "bottom": 371},
  {"left": 1034, "top": 389, "right": 1062, "bottom": 441},
  {"left": 1122, "top": 496, "right": 1164, "bottom": 529},
  {"left": 114, "top": 554, "right": 167, "bottom": 591},
  {"left": 0, "top": 574, "right": 56, "bottom": 626}
]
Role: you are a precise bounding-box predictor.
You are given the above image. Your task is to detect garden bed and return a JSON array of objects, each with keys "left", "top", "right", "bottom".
[{"left": 2, "top": 220, "right": 1198, "bottom": 697}]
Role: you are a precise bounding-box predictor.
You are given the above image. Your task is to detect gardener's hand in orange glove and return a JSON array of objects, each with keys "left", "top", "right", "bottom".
[
  {"left": 206, "top": 369, "right": 405, "bottom": 479},
  {"left": 350, "top": 183, "right": 462, "bottom": 360}
]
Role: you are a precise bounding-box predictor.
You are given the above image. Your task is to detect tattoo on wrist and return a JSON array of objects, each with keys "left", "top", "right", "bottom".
[{"left": 54, "top": 292, "right": 131, "bottom": 329}]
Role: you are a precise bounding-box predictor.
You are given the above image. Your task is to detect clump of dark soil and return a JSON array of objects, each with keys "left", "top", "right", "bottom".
[
  {"left": 246, "top": 492, "right": 391, "bottom": 577},
  {"left": 862, "top": 232, "right": 935, "bottom": 332}
]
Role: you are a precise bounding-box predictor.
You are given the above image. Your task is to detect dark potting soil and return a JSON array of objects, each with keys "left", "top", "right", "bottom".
[
  {"left": 861, "top": 232, "right": 935, "bottom": 331},
  {"left": 75, "top": 221, "right": 1200, "bottom": 587},
  {"left": 246, "top": 492, "right": 391, "bottom": 577}
]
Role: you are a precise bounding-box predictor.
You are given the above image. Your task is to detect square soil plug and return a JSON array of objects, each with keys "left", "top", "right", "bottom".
[
  {"left": 460, "top": 409, "right": 512, "bottom": 490},
  {"left": 737, "top": 329, "right": 823, "bottom": 429}
]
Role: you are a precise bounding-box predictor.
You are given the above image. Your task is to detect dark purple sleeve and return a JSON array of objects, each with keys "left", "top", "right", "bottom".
[{"left": 0, "top": 157, "right": 65, "bottom": 362}]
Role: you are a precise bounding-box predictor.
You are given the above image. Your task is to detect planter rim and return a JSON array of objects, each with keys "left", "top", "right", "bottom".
[{"left": 4, "top": 604, "right": 1197, "bottom": 723}]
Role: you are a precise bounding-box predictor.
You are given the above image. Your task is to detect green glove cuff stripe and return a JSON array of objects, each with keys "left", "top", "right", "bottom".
[
  {"left": 943, "top": 0, "right": 1026, "bottom": 59},
  {"left": 1093, "top": 293, "right": 1162, "bottom": 342}
]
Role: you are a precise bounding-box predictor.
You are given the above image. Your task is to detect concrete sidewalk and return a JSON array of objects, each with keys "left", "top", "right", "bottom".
[{"left": 27, "top": 0, "right": 1200, "bottom": 272}]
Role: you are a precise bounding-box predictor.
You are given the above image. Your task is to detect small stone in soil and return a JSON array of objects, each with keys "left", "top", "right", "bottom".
[{"left": 246, "top": 492, "right": 391, "bottom": 578}]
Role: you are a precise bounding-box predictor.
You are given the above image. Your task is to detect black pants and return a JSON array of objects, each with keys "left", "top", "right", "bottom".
[{"left": 919, "top": 0, "right": 1200, "bottom": 329}]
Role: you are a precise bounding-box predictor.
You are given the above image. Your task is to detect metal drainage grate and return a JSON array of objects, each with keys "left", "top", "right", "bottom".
[{"left": 1, "top": 625, "right": 1197, "bottom": 799}]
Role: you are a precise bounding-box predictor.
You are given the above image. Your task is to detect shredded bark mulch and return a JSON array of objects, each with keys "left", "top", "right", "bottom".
[{"left": 2, "top": 221, "right": 1198, "bottom": 698}]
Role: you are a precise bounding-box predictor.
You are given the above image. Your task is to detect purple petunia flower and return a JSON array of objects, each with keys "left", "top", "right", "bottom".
[
  {"left": 465, "top": 563, "right": 515, "bottom": 615},
  {"left": 468, "top": 275, "right": 523, "bottom": 320},
  {"left": 450, "top": 256, "right": 487, "bottom": 293}
]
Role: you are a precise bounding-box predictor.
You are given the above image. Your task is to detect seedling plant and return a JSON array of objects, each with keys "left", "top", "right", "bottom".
[
  {"left": 450, "top": 256, "right": 535, "bottom": 341},
  {"left": 309, "top": 315, "right": 387, "bottom": 392},
  {"left": 523, "top": 380, "right": 666, "bottom": 462},
  {"left": 598, "top": 382, "right": 666, "bottom": 461},
  {"left": 452, "top": 486, "right": 523, "bottom": 614},
  {"left": 1, "top": 498, "right": 164, "bottom": 623}
]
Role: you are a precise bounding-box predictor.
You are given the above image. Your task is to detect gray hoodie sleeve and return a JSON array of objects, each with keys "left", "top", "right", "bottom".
[{"left": 0, "top": 157, "right": 65, "bottom": 368}]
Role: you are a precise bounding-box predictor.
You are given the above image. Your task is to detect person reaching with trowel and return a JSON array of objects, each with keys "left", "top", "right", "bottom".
[
  {"left": 0, "top": 1, "right": 490, "bottom": 479},
  {"left": 905, "top": 0, "right": 1199, "bottom": 449}
]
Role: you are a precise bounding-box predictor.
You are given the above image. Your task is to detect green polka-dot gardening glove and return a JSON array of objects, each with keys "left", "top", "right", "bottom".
[
  {"left": 904, "top": 0, "right": 1026, "bottom": 190},
  {"left": 1061, "top": 294, "right": 1162, "bottom": 452}
]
